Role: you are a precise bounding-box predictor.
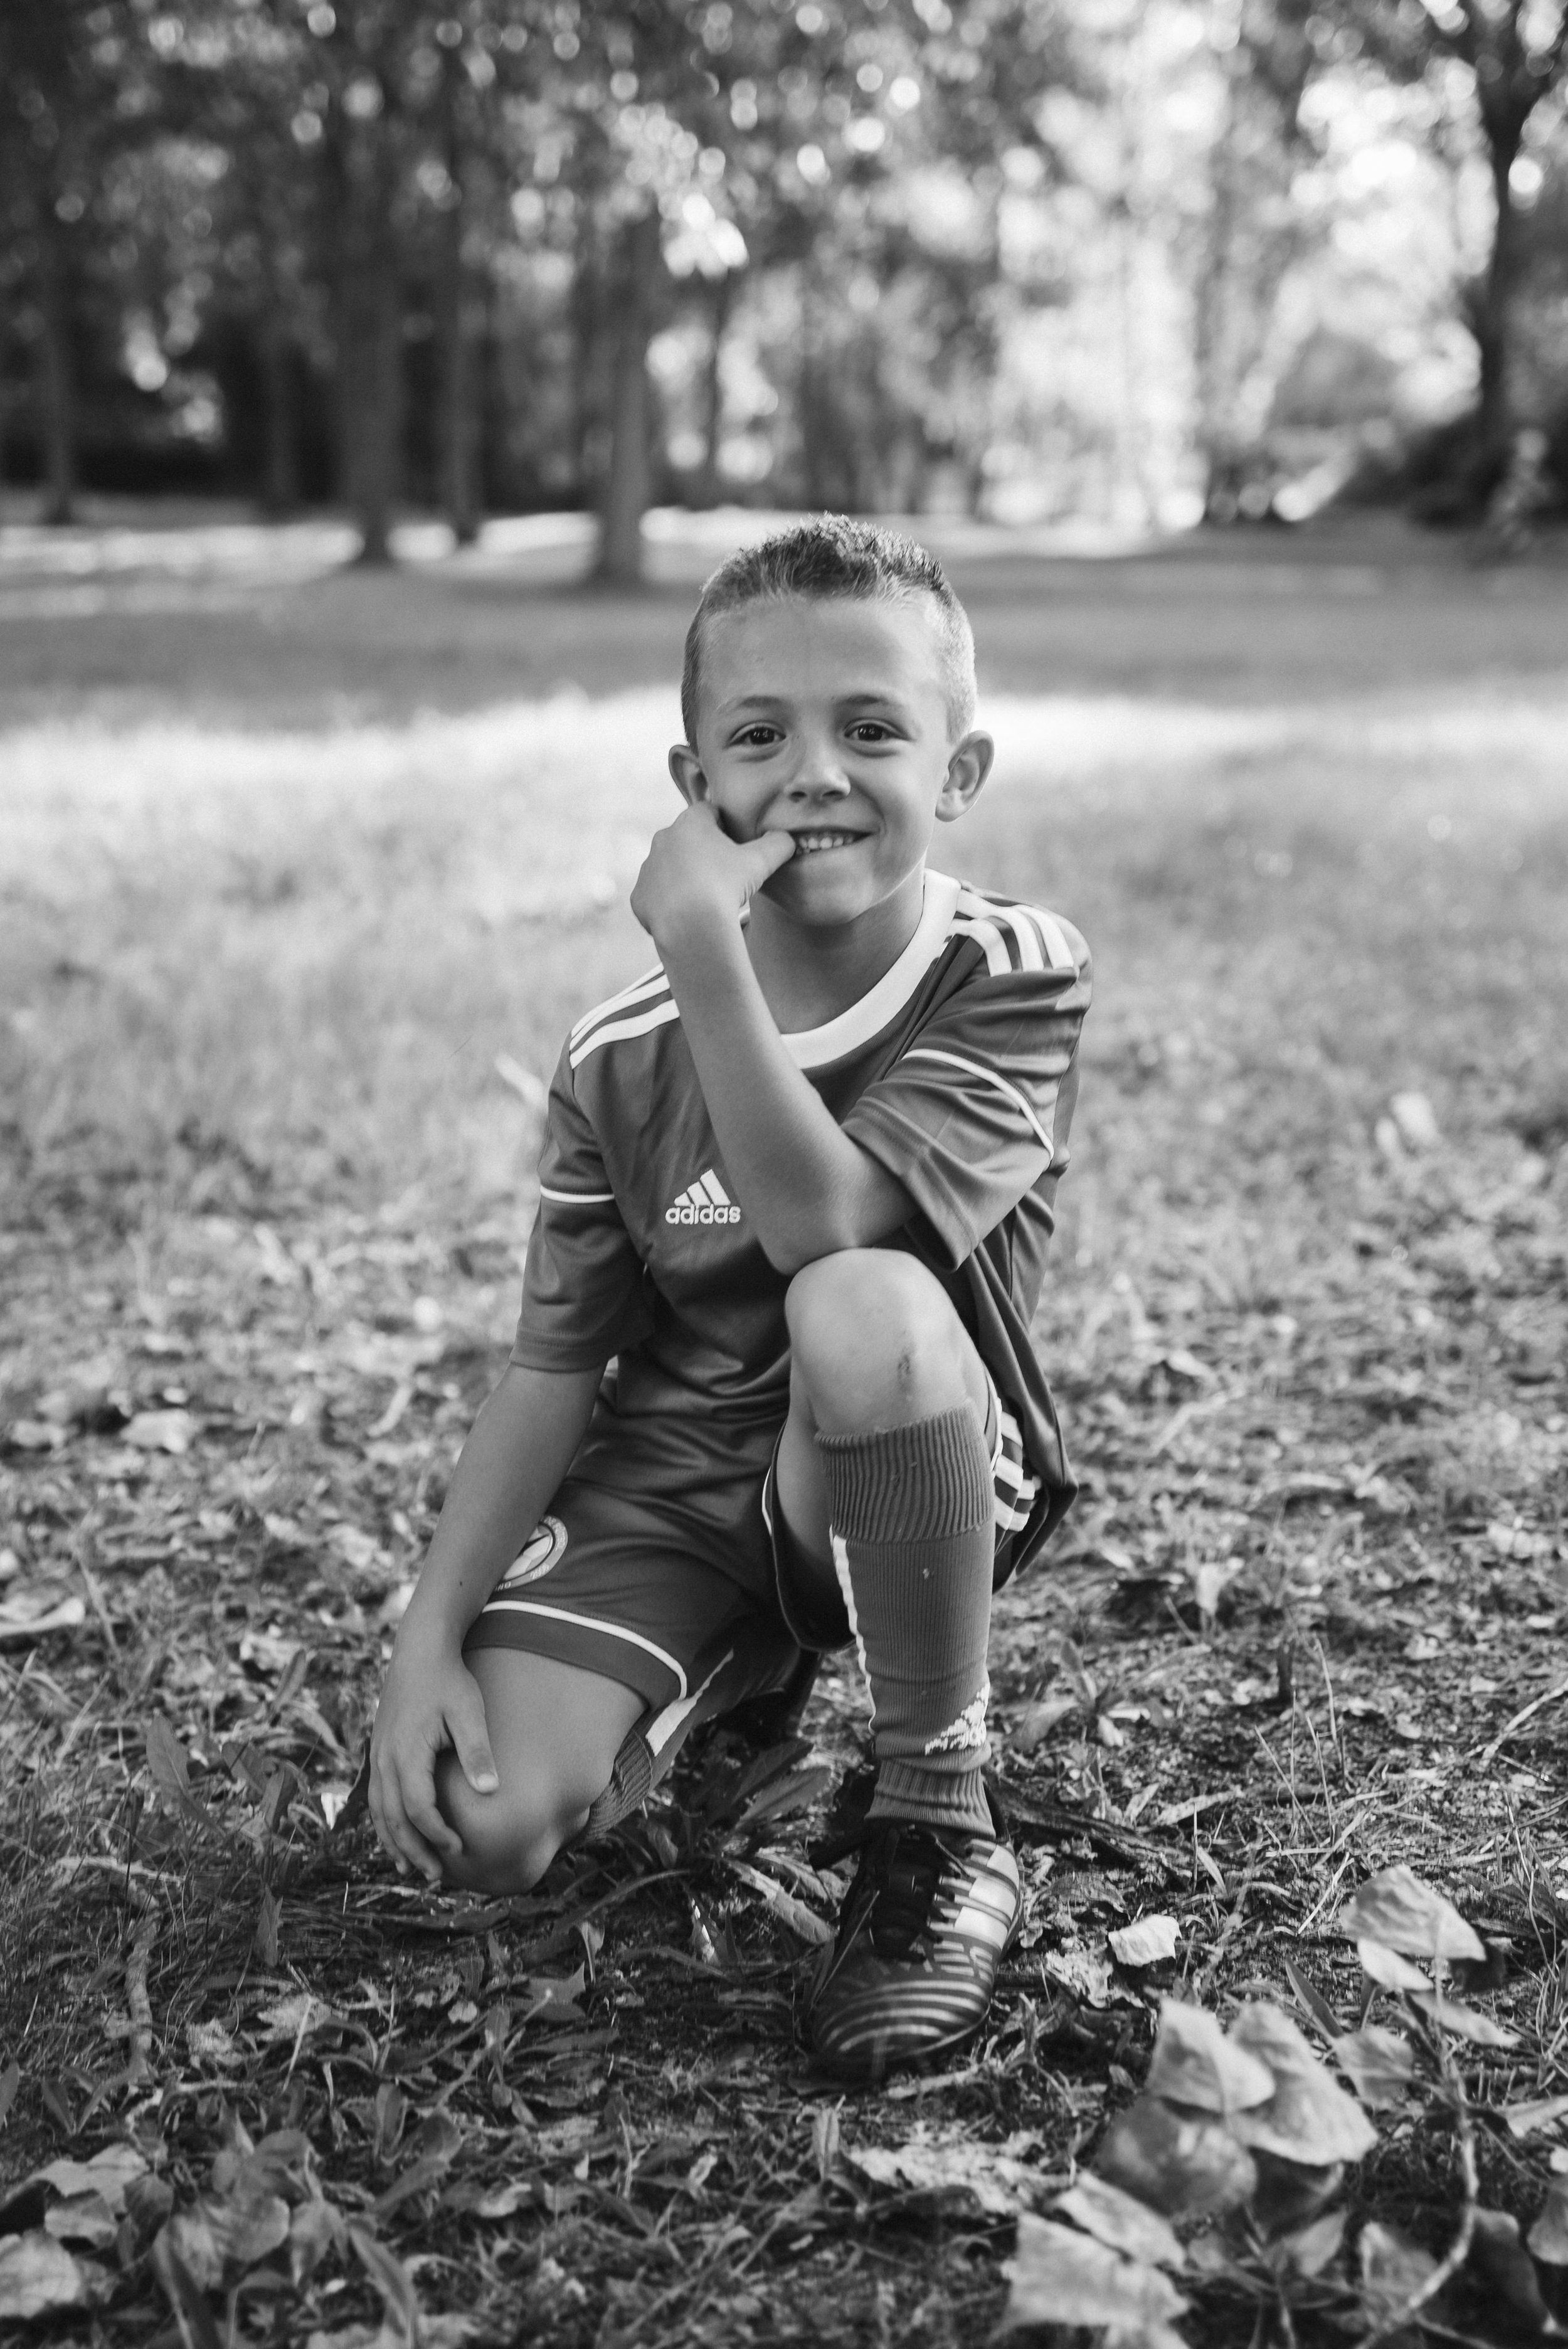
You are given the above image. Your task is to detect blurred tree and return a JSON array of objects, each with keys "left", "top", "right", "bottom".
[
  {"left": 1190, "top": 0, "right": 1317, "bottom": 520},
  {"left": 1333, "top": 0, "right": 1568, "bottom": 467},
  {"left": 157, "top": 2, "right": 319, "bottom": 514},
  {"left": 0, "top": 0, "right": 151, "bottom": 522}
]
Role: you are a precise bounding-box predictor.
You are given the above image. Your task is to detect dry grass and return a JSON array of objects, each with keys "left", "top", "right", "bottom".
[{"left": 3, "top": 517, "right": 1568, "bottom": 2345}]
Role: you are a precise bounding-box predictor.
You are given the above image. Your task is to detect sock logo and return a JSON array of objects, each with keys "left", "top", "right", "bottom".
[
  {"left": 665, "top": 1169, "right": 741, "bottom": 1226},
  {"left": 924, "top": 1676, "right": 991, "bottom": 1755}
]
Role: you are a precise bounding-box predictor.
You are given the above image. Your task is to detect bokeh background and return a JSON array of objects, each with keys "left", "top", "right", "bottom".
[{"left": 4, "top": 0, "right": 1568, "bottom": 558}]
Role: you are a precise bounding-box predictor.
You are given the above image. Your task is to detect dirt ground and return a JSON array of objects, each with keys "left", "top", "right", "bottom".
[{"left": 2, "top": 511, "right": 1567, "bottom": 2346}]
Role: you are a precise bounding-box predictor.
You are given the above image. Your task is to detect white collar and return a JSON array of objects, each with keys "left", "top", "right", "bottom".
[{"left": 780, "top": 872, "right": 962, "bottom": 1071}]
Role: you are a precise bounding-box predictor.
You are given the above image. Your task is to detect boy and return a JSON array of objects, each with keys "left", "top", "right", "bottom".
[{"left": 369, "top": 517, "right": 1090, "bottom": 2081}]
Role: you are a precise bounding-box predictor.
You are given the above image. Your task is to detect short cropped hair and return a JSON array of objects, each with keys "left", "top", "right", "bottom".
[{"left": 680, "top": 515, "right": 977, "bottom": 746}]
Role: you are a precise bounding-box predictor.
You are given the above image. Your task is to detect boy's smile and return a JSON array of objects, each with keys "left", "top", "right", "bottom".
[{"left": 669, "top": 597, "right": 993, "bottom": 978}]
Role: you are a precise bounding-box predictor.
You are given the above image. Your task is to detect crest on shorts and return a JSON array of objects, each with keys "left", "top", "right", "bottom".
[{"left": 497, "top": 1514, "right": 568, "bottom": 1589}]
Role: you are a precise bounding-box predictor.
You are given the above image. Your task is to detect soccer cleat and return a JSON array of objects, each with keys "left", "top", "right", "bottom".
[{"left": 807, "top": 1818, "right": 1022, "bottom": 2082}]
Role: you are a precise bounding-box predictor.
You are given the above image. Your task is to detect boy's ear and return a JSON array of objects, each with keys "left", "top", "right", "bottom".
[
  {"left": 669, "top": 743, "right": 708, "bottom": 803},
  {"left": 935, "top": 729, "right": 995, "bottom": 824}
]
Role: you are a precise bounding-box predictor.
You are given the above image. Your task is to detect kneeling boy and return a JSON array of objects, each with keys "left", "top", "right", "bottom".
[{"left": 369, "top": 517, "right": 1091, "bottom": 2080}]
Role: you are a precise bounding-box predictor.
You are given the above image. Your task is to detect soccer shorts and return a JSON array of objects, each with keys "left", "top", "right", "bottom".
[{"left": 464, "top": 1372, "right": 1037, "bottom": 1822}]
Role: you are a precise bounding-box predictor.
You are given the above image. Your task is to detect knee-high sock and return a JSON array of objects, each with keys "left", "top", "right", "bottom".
[{"left": 816, "top": 1401, "right": 995, "bottom": 1837}]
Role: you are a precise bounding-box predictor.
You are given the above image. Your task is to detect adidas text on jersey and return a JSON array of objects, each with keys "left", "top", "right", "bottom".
[{"left": 666, "top": 1170, "right": 741, "bottom": 1226}]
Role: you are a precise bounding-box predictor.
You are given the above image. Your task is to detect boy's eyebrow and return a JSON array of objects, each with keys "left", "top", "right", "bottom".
[{"left": 716, "top": 688, "right": 919, "bottom": 718}]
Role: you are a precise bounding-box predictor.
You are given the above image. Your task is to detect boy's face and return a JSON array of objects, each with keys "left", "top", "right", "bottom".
[{"left": 669, "top": 594, "right": 993, "bottom": 930}]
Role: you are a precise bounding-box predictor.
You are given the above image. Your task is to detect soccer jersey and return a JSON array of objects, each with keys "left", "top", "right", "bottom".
[{"left": 510, "top": 869, "right": 1091, "bottom": 1582}]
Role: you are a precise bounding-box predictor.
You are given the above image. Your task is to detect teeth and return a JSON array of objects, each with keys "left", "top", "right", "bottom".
[{"left": 793, "top": 832, "right": 857, "bottom": 854}]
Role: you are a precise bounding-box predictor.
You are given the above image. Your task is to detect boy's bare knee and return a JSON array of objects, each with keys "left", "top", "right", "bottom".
[
  {"left": 433, "top": 1757, "right": 587, "bottom": 1896},
  {"left": 787, "top": 1249, "right": 968, "bottom": 1430}
]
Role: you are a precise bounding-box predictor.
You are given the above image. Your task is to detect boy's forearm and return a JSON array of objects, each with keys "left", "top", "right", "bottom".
[
  {"left": 399, "top": 1360, "right": 603, "bottom": 1645},
  {"left": 659, "top": 918, "right": 911, "bottom": 1272}
]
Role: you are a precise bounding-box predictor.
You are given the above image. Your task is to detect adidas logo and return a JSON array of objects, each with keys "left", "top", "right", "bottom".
[{"left": 665, "top": 1170, "right": 741, "bottom": 1226}]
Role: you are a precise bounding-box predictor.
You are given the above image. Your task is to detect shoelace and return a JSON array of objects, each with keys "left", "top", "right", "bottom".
[{"left": 817, "top": 1821, "right": 958, "bottom": 1961}]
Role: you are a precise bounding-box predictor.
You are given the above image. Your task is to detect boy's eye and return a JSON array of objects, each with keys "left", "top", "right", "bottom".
[
  {"left": 734, "top": 724, "right": 780, "bottom": 747},
  {"left": 849, "top": 721, "right": 893, "bottom": 743}
]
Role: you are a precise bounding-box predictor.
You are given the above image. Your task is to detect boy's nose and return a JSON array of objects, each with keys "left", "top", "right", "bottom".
[{"left": 785, "top": 743, "right": 852, "bottom": 797}]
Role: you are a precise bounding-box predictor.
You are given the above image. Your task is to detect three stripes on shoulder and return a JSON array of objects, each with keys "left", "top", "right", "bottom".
[{"left": 563, "top": 888, "right": 1084, "bottom": 1078}]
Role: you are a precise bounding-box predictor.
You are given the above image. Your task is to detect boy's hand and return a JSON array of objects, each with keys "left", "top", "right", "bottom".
[
  {"left": 369, "top": 1631, "right": 499, "bottom": 1884},
  {"left": 631, "top": 802, "right": 794, "bottom": 946}
]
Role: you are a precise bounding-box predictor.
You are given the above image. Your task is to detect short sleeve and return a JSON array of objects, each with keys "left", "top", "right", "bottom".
[
  {"left": 842, "top": 926, "right": 1091, "bottom": 1270},
  {"left": 509, "top": 1042, "right": 651, "bottom": 1371}
]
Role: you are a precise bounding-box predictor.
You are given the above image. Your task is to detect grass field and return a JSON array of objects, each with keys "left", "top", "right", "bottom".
[{"left": 3, "top": 511, "right": 1568, "bottom": 2346}]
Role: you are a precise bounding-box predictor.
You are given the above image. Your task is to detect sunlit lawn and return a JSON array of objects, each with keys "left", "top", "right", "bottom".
[{"left": 4, "top": 511, "right": 1567, "bottom": 1261}]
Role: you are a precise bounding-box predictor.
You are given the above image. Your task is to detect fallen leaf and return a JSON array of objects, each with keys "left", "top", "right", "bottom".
[
  {"left": 0, "top": 2231, "right": 98, "bottom": 2319},
  {"left": 257, "top": 1991, "right": 339, "bottom": 2042},
  {"left": 519, "top": 1968, "right": 586, "bottom": 2025},
  {"left": 1192, "top": 1559, "right": 1244, "bottom": 1626},
  {"left": 1406, "top": 1989, "right": 1519, "bottom": 2048},
  {"left": 1227, "top": 2005, "right": 1377, "bottom": 2165},
  {"left": 529, "top": 2117, "right": 599, "bottom": 2163},
  {"left": 151, "top": 2231, "right": 220, "bottom": 2349},
  {"left": 34, "top": 2146, "right": 149, "bottom": 2211},
  {"left": 1273, "top": 2209, "right": 1346, "bottom": 2278},
  {"left": 846, "top": 2131, "right": 1049, "bottom": 2217},
  {"left": 1108, "top": 1916, "right": 1181, "bottom": 1970},
  {"left": 1355, "top": 1938, "right": 1430, "bottom": 1993},
  {"left": 728, "top": 1861, "right": 834, "bottom": 1946},
  {"left": 1145, "top": 2001, "right": 1274, "bottom": 2116},
  {"left": 1528, "top": 2179, "right": 1568, "bottom": 2264},
  {"left": 474, "top": 2180, "right": 540, "bottom": 2220},
  {"left": 0, "top": 1590, "right": 87, "bottom": 1643},
  {"left": 1053, "top": 2174, "right": 1184, "bottom": 2269},
  {"left": 1360, "top": 2219, "right": 1438, "bottom": 2325},
  {"left": 124, "top": 1409, "right": 196, "bottom": 1455},
  {"left": 1390, "top": 1090, "right": 1440, "bottom": 1152},
  {"left": 5, "top": 1421, "right": 68, "bottom": 1453},
  {"left": 1330, "top": 2026, "right": 1414, "bottom": 2109},
  {"left": 1042, "top": 1940, "right": 1113, "bottom": 2008},
  {"left": 187, "top": 2020, "right": 243, "bottom": 2069},
  {"left": 163, "top": 2179, "right": 291, "bottom": 2289},
  {"left": 1000, "top": 2214, "right": 1187, "bottom": 2335},
  {"left": 289, "top": 2196, "right": 343, "bottom": 2288},
  {"left": 1096, "top": 2096, "right": 1258, "bottom": 2219},
  {"left": 1011, "top": 1693, "right": 1082, "bottom": 1751},
  {"left": 1153, "top": 1788, "right": 1244, "bottom": 1830},
  {"left": 1468, "top": 2208, "right": 1554, "bottom": 2331},
  {"left": 1336, "top": 1865, "right": 1484, "bottom": 1964},
  {"left": 44, "top": 2193, "right": 119, "bottom": 2251},
  {"left": 1503, "top": 2094, "right": 1568, "bottom": 2141}
]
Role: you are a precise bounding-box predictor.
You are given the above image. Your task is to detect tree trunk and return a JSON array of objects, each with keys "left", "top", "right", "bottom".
[
  {"left": 1474, "top": 136, "right": 1520, "bottom": 460},
  {"left": 324, "top": 103, "right": 357, "bottom": 511},
  {"left": 438, "top": 56, "right": 478, "bottom": 546},
  {"left": 352, "top": 119, "right": 402, "bottom": 566},
  {"left": 595, "top": 207, "right": 660, "bottom": 586},
  {"left": 568, "top": 199, "right": 608, "bottom": 504},
  {"left": 693, "top": 270, "right": 733, "bottom": 510},
  {"left": 257, "top": 218, "right": 299, "bottom": 515},
  {"left": 33, "top": 199, "right": 75, "bottom": 526},
  {"left": 259, "top": 312, "right": 298, "bottom": 513}
]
